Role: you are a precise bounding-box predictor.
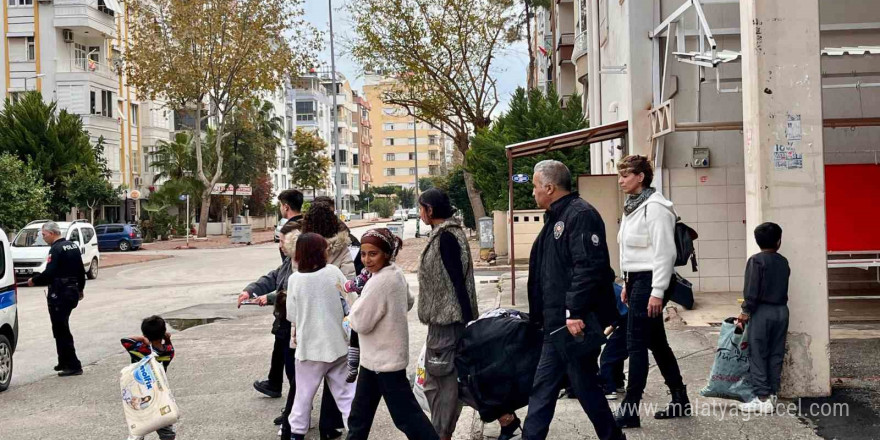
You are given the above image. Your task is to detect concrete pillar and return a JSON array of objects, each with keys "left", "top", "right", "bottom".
[
  {"left": 624, "top": 0, "right": 654, "bottom": 157},
  {"left": 740, "top": 0, "right": 830, "bottom": 397}
]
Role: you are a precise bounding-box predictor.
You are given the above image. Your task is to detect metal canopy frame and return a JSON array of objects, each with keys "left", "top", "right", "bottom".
[{"left": 503, "top": 120, "right": 629, "bottom": 304}]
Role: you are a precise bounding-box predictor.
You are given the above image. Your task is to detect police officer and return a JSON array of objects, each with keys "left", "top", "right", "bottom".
[
  {"left": 522, "top": 160, "right": 625, "bottom": 440},
  {"left": 27, "top": 221, "right": 85, "bottom": 377}
]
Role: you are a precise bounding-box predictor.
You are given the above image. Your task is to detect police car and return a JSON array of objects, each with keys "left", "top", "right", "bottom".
[
  {"left": 0, "top": 228, "right": 18, "bottom": 391},
  {"left": 11, "top": 220, "right": 100, "bottom": 281}
]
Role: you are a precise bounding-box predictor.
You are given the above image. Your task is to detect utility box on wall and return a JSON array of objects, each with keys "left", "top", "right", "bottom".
[{"left": 692, "top": 147, "right": 710, "bottom": 168}]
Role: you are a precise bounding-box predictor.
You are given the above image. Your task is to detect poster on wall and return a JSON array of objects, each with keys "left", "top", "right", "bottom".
[{"left": 772, "top": 144, "right": 803, "bottom": 170}]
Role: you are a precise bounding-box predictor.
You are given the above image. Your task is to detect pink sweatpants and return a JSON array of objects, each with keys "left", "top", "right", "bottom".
[{"left": 289, "top": 356, "right": 356, "bottom": 435}]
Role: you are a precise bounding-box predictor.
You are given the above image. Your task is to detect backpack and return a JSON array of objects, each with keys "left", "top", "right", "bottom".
[{"left": 645, "top": 204, "right": 699, "bottom": 271}]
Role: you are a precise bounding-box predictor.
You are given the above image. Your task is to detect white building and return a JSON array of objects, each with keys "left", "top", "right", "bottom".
[{"left": 0, "top": 0, "right": 175, "bottom": 222}]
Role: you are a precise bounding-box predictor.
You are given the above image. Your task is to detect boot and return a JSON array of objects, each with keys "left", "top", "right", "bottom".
[
  {"left": 654, "top": 386, "right": 691, "bottom": 419},
  {"left": 497, "top": 414, "right": 521, "bottom": 440},
  {"left": 614, "top": 399, "right": 641, "bottom": 429}
]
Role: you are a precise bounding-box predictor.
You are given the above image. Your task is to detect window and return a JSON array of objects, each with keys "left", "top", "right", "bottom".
[
  {"left": 74, "top": 43, "right": 87, "bottom": 70},
  {"left": 130, "top": 104, "right": 139, "bottom": 127},
  {"left": 296, "top": 101, "right": 316, "bottom": 121},
  {"left": 385, "top": 153, "right": 395, "bottom": 161},
  {"left": 353, "top": 154, "right": 359, "bottom": 166},
  {"left": 385, "top": 138, "right": 394, "bottom": 146},
  {"left": 97, "top": 0, "right": 115, "bottom": 16},
  {"left": 408, "top": 152, "right": 415, "bottom": 160},
  {"left": 340, "top": 173, "right": 348, "bottom": 185},
  {"left": 8, "top": 0, "right": 33, "bottom": 6},
  {"left": 429, "top": 135, "right": 438, "bottom": 145},
  {"left": 9, "top": 92, "right": 23, "bottom": 104},
  {"left": 383, "top": 123, "right": 396, "bottom": 131},
  {"left": 429, "top": 165, "right": 439, "bottom": 176},
  {"left": 82, "top": 227, "right": 95, "bottom": 244},
  {"left": 93, "top": 89, "right": 113, "bottom": 117},
  {"left": 107, "top": 226, "right": 124, "bottom": 234},
  {"left": 26, "top": 37, "right": 34, "bottom": 61},
  {"left": 385, "top": 168, "right": 396, "bottom": 177},
  {"left": 599, "top": 0, "right": 609, "bottom": 47},
  {"left": 429, "top": 151, "right": 438, "bottom": 161},
  {"left": 409, "top": 167, "right": 416, "bottom": 176},
  {"left": 69, "top": 228, "right": 81, "bottom": 244}
]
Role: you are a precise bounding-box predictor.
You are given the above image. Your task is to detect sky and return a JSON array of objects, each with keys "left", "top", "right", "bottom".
[{"left": 302, "top": 0, "right": 530, "bottom": 118}]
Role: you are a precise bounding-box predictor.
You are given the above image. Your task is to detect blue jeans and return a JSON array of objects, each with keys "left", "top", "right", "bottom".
[{"left": 523, "top": 340, "right": 623, "bottom": 440}]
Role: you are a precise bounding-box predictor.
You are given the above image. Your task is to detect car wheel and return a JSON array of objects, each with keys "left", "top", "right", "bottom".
[
  {"left": 118, "top": 240, "right": 131, "bottom": 252},
  {"left": 0, "top": 334, "right": 12, "bottom": 392},
  {"left": 87, "top": 258, "right": 99, "bottom": 280}
]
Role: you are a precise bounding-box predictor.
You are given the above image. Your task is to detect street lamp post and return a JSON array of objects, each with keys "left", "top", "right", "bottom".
[
  {"left": 328, "top": 0, "right": 342, "bottom": 211},
  {"left": 413, "top": 114, "right": 420, "bottom": 238}
]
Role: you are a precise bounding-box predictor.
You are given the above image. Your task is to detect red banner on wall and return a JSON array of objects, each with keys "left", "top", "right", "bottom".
[{"left": 825, "top": 164, "right": 880, "bottom": 252}]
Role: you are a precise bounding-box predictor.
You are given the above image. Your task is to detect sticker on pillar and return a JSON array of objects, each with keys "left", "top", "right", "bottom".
[
  {"left": 786, "top": 114, "right": 802, "bottom": 141},
  {"left": 772, "top": 144, "right": 803, "bottom": 170}
]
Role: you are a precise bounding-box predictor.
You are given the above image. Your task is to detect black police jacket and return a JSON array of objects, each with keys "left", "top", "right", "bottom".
[
  {"left": 32, "top": 238, "right": 86, "bottom": 306},
  {"left": 527, "top": 193, "right": 619, "bottom": 338}
]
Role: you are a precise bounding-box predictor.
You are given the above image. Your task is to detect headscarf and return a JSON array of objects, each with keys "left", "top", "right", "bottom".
[{"left": 360, "top": 228, "right": 401, "bottom": 260}]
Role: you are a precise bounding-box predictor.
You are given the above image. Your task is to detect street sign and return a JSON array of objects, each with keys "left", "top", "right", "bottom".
[
  {"left": 211, "top": 183, "right": 253, "bottom": 196},
  {"left": 512, "top": 174, "right": 530, "bottom": 183}
]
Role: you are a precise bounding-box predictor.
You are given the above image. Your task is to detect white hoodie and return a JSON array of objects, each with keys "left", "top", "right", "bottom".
[{"left": 618, "top": 192, "right": 677, "bottom": 299}]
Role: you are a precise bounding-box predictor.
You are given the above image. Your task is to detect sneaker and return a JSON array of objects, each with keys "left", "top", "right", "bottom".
[
  {"left": 739, "top": 397, "right": 774, "bottom": 414},
  {"left": 605, "top": 390, "right": 618, "bottom": 400},
  {"left": 274, "top": 414, "right": 285, "bottom": 426},
  {"left": 253, "top": 380, "right": 282, "bottom": 398}
]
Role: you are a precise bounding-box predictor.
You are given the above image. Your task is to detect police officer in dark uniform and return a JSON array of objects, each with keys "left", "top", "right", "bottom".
[
  {"left": 522, "top": 161, "right": 625, "bottom": 440},
  {"left": 27, "top": 221, "right": 85, "bottom": 377}
]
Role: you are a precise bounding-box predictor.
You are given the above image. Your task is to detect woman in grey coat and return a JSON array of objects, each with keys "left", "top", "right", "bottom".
[{"left": 417, "top": 188, "right": 479, "bottom": 440}]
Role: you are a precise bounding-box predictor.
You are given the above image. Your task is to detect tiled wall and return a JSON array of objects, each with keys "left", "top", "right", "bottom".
[{"left": 667, "top": 166, "right": 747, "bottom": 293}]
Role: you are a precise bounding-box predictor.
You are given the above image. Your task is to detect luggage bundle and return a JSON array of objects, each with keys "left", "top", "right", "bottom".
[{"left": 454, "top": 309, "right": 543, "bottom": 422}]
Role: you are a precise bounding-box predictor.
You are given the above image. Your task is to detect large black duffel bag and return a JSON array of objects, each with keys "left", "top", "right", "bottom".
[{"left": 455, "top": 309, "right": 544, "bottom": 422}]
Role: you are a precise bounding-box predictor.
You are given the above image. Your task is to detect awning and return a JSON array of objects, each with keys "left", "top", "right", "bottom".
[
  {"left": 102, "top": 0, "right": 123, "bottom": 14},
  {"left": 822, "top": 46, "right": 880, "bottom": 56},
  {"left": 505, "top": 120, "right": 628, "bottom": 159}
]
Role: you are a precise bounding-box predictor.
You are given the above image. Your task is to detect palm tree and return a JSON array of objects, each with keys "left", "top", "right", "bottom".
[{"left": 149, "top": 132, "right": 195, "bottom": 184}]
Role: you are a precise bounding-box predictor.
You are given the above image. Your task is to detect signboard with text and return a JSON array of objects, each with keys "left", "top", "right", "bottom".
[{"left": 211, "top": 184, "right": 253, "bottom": 196}]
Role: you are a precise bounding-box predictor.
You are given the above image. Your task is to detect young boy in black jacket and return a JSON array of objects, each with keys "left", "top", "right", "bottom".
[
  {"left": 121, "top": 315, "right": 176, "bottom": 439},
  {"left": 737, "top": 222, "right": 790, "bottom": 414}
]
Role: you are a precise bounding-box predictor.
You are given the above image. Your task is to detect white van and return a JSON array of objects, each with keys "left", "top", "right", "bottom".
[
  {"left": 11, "top": 220, "right": 101, "bottom": 281},
  {"left": 0, "top": 228, "right": 19, "bottom": 391}
]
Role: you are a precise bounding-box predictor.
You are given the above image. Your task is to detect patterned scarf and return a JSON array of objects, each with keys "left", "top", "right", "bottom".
[{"left": 624, "top": 187, "right": 656, "bottom": 216}]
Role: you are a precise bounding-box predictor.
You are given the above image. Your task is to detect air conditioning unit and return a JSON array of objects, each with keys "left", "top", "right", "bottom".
[{"left": 63, "top": 29, "right": 74, "bottom": 43}]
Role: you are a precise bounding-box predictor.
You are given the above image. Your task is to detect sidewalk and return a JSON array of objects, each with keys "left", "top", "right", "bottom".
[{"left": 101, "top": 252, "right": 173, "bottom": 268}]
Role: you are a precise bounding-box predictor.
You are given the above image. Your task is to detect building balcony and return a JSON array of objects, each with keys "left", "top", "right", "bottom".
[
  {"left": 55, "top": 58, "right": 120, "bottom": 90},
  {"left": 573, "top": 30, "right": 590, "bottom": 60},
  {"left": 54, "top": 0, "right": 118, "bottom": 38}
]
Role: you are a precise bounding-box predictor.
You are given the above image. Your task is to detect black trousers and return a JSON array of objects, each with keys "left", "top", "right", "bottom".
[
  {"left": 48, "top": 304, "right": 81, "bottom": 370},
  {"left": 599, "top": 322, "right": 628, "bottom": 393},
  {"left": 624, "top": 272, "right": 684, "bottom": 404},
  {"left": 522, "top": 340, "right": 622, "bottom": 440},
  {"left": 747, "top": 304, "right": 789, "bottom": 397},
  {"left": 346, "top": 367, "right": 439, "bottom": 440},
  {"left": 268, "top": 332, "right": 287, "bottom": 389},
  {"left": 280, "top": 345, "right": 344, "bottom": 437}
]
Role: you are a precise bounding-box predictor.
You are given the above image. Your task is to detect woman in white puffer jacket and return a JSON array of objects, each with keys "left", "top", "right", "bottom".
[{"left": 614, "top": 155, "right": 690, "bottom": 429}]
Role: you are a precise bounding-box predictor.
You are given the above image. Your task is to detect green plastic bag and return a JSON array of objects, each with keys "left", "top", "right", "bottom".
[{"left": 699, "top": 317, "right": 755, "bottom": 402}]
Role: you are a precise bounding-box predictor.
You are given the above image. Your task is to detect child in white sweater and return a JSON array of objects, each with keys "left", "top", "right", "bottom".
[
  {"left": 347, "top": 228, "right": 439, "bottom": 440},
  {"left": 286, "top": 233, "right": 356, "bottom": 440}
]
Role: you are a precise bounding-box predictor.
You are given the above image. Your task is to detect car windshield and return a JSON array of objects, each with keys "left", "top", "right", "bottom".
[{"left": 13, "top": 227, "right": 68, "bottom": 247}]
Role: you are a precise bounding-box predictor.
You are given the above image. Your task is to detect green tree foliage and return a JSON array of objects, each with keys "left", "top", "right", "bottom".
[
  {"left": 290, "top": 128, "right": 331, "bottom": 197},
  {"left": 68, "top": 168, "right": 119, "bottom": 224},
  {"left": 372, "top": 185, "right": 397, "bottom": 196},
  {"left": 441, "top": 167, "right": 480, "bottom": 229},
  {"left": 371, "top": 198, "right": 395, "bottom": 218},
  {"left": 222, "top": 99, "right": 281, "bottom": 218},
  {"left": 0, "top": 92, "right": 104, "bottom": 218},
  {"left": 468, "top": 87, "right": 588, "bottom": 212},
  {"left": 395, "top": 187, "right": 415, "bottom": 209},
  {"left": 0, "top": 153, "right": 50, "bottom": 231},
  {"left": 418, "top": 177, "right": 435, "bottom": 191}
]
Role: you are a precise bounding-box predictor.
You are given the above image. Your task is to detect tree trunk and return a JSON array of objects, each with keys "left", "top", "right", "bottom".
[
  {"left": 198, "top": 186, "right": 212, "bottom": 237},
  {"left": 455, "top": 134, "right": 486, "bottom": 237},
  {"left": 526, "top": 0, "right": 536, "bottom": 89}
]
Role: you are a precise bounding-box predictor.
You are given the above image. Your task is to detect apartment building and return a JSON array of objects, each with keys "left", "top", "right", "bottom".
[
  {"left": 363, "top": 72, "right": 445, "bottom": 189},
  {"left": 353, "top": 92, "right": 372, "bottom": 190},
  {"left": 288, "top": 70, "right": 360, "bottom": 211},
  {"left": 1, "top": 0, "right": 175, "bottom": 221}
]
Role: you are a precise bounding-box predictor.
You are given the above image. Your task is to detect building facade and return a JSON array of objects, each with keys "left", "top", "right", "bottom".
[
  {"left": 354, "top": 92, "right": 373, "bottom": 190},
  {"left": 363, "top": 72, "right": 445, "bottom": 189},
  {"left": 0, "top": 0, "right": 176, "bottom": 222}
]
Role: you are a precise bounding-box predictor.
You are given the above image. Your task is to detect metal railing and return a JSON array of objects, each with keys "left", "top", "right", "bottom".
[
  {"left": 573, "top": 30, "right": 590, "bottom": 59},
  {"left": 558, "top": 33, "right": 575, "bottom": 48},
  {"left": 58, "top": 58, "right": 119, "bottom": 78}
]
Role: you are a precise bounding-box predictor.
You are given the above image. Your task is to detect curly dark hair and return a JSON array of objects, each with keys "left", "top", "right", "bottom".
[{"left": 302, "top": 202, "right": 340, "bottom": 239}]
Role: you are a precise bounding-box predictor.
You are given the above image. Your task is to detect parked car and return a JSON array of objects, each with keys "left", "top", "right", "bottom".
[
  {"left": 392, "top": 209, "right": 408, "bottom": 221},
  {"left": 96, "top": 224, "right": 143, "bottom": 252},
  {"left": 12, "top": 220, "right": 100, "bottom": 281},
  {"left": 0, "top": 228, "right": 18, "bottom": 392},
  {"left": 407, "top": 208, "right": 419, "bottom": 219},
  {"left": 274, "top": 218, "right": 289, "bottom": 242}
]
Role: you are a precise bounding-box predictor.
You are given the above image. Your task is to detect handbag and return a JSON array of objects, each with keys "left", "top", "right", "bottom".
[{"left": 663, "top": 273, "right": 694, "bottom": 310}]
